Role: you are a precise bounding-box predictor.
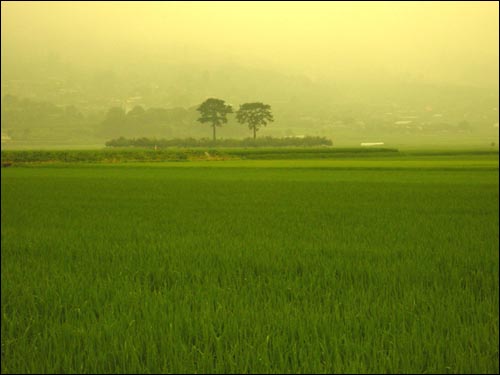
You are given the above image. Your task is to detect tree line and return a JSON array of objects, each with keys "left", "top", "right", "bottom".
[
  {"left": 105, "top": 136, "right": 332, "bottom": 148},
  {"left": 197, "top": 98, "right": 273, "bottom": 141}
]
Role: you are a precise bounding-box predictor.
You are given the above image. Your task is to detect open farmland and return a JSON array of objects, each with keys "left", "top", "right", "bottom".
[{"left": 1, "top": 152, "right": 499, "bottom": 373}]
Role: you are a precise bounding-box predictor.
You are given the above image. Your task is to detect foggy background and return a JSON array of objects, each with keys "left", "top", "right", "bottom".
[{"left": 1, "top": 1, "right": 498, "bottom": 148}]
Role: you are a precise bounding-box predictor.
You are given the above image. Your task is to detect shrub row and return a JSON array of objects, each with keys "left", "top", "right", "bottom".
[
  {"left": 0, "top": 149, "right": 191, "bottom": 163},
  {"left": 105, "top": 136, "right": 333, "bottom": 148}
]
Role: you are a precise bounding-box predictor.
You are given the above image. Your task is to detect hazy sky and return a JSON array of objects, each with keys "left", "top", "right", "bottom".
[{"left": 2, "top": 1, "right": 499, "bottom": 86}]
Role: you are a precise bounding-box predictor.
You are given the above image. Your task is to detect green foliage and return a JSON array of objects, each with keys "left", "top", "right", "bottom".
[
  {"left": 236, "top": 102, "right": 274, "bottom": 139},
  {"left": 101, "top": 106, "right": 126, "bottom": 131},
  {"left": 4, "top": 149, "right": 500, "bottom": 166},
  {"left": 1, "top": 95, "right": 85, "bottom": 129},
  {"left": 1, "top": 95, "right": 95, "bottom": 141},
  {"left": 1, "top": 157, "right": 498, "bottom": 373},
  {"left": 0, "top": 149, "right": 190, "bottom": 163},
  {"left": 197, "top": 98, "right": 233, "bottom": 141},
  {"left": 99, "top": 105, "right": 193, "bottom": 138},
  {"left": 1, "top": 146, "right": 396, "bottom": 164},
  {"left": 105, "top": 136, "right": 333, "bottom": 148}
]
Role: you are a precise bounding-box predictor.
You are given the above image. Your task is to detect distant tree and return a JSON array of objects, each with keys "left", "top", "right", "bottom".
[
  {"left": 197, "top": 98, "right": 233, "bottom": 141},
  {"left": 103, "top": 107, "right": 126, "bottom": 125},
  {"left": 126, "top": 105, "right": 145, "bottom": 126},
  {"left": 127, "top": 105, "right": 145, "bottom": 117},
  {"left": 145, "top": 107, "right": 169, "bottom": 124},
  {"left": 236, "top": 102, "right": 274, "bottom": 139},
  {"left": 100, "top": 106, "right": 126, "bottom": 136}
]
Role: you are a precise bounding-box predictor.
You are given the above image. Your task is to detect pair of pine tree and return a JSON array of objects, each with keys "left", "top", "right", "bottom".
[{"left": 197, "top": 98, "right": 273, "bottom": 140}]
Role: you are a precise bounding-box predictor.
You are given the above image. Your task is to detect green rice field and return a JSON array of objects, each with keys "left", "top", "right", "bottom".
[{"left": 1, "top": 150, "right": 499, "bottom": 373}]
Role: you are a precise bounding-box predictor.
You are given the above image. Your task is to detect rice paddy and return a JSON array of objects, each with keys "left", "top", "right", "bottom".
[{"left": 1, "top": 150, "right": 498, "bottom": 373}]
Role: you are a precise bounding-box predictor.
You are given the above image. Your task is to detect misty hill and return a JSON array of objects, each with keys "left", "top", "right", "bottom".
[{"left": 1, "top": 62, "right": 498, "bottom": 147}]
